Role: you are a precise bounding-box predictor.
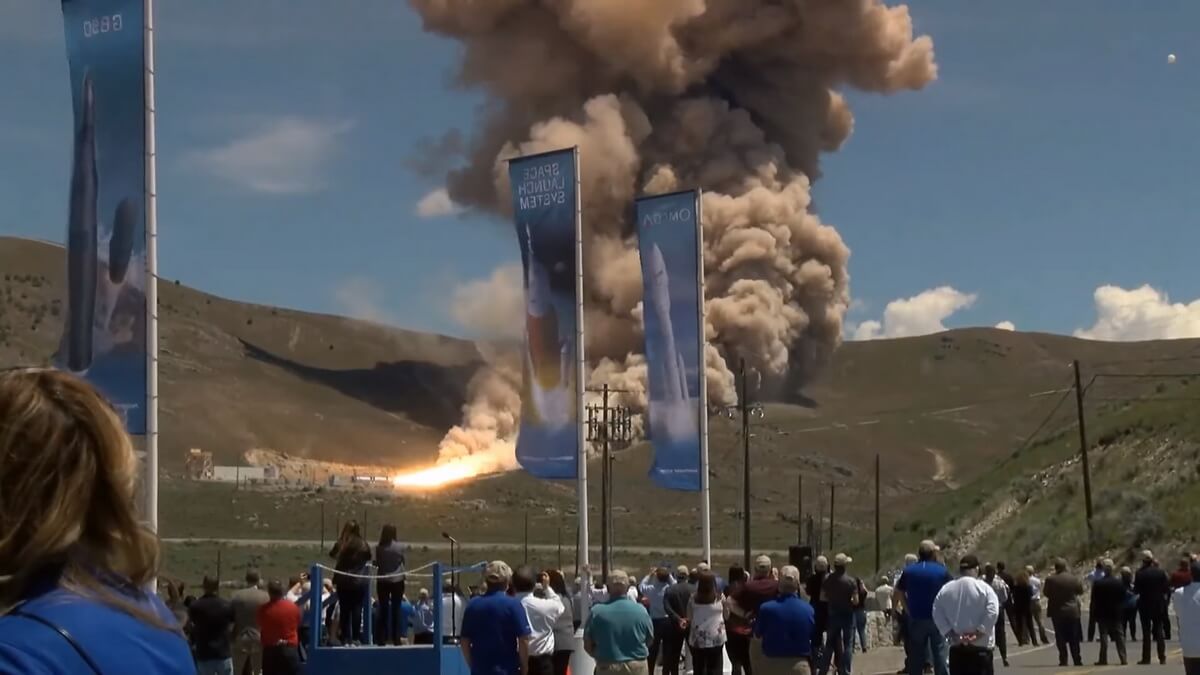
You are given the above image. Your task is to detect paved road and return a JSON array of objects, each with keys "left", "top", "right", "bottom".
[
  {"left": 162, "top": 537, "right": 788, "bottom": 558},
  {"left": 855, "top": 620, "right": 1186, "bottom": 675},
  {"left": 999, "top": 632, "right": 1186, "bottom": 675}
]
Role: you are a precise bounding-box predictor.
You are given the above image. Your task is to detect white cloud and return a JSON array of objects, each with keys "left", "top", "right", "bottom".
[
  {"left": 333, "top": 277, "right": 394, "bottom": 326},
  {"left": 451, "top": 264, "right": 524, "bottom": 340},
  {"left": 1074, "top": 284, "right": 1200, "bottom": 341},
  {"left": 415, "top": 188, "right": 464, "bottom": 218},
  {"left": 852, "top": 286, "right": 978, "bottom": 341},
  {"left": 995, "top": 321, "right": 1016, "bottom": 331},
  {"left": 185, "top": 117, "right": 352, "bottom": 194}
]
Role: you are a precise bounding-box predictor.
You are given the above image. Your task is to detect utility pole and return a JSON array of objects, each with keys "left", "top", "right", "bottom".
[
  {"left": 586, "top": 385, "right": 632, "bottom": 582},
  {"left": 741, "top": 359, "right": 752, "bottom": 569},
  {"left": 524, "top": 511, "right": 530, "bottom": 565},
  {"left": 816, "top": 490, "right": 825, "bottom": 558},
  {"left": 797, "top": 473, "right": 803, "bottom": 544},
  {"left": 557, "top": 526, "right": 563, "bottom": 570},
  {"left": 829, "top": 483, "right": 836, "bottom": 552},
  {"left": 719, "top": 360, "right": 765, "bottom": 568},
  {"left": 875, "top": 453, "right": 881, "bottom": 574},
  {"left": 1073, "top": 360, "right": 1095, "bottom": 541}
]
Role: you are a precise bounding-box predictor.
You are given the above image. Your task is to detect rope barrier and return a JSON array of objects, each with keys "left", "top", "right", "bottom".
[{"left": 311, "top": 560, "right": 486, "bottom": 580}]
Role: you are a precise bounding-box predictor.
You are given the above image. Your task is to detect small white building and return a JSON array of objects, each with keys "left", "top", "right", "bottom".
[{"left": 211, "top": 465, "right": 267, "bottom": 483}]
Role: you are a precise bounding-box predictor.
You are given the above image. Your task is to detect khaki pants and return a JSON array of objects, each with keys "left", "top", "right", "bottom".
[
  {"left": 750, "top": 638, "right": 814, "bottom": 675},
  {"left": 595, "top": 660, "right": 650, "bottom": 674},
  {"left": 233, "top": 634, "right": 263, "bottom": 675}
]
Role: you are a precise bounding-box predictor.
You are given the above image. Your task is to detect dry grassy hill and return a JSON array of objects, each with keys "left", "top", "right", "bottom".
[{"left": 5, "top": 235, "right": 1200, "bottom": 560}]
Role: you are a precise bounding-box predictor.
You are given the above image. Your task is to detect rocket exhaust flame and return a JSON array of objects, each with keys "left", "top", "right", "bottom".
[
  {"left": 410, "top": 0, "right": 937, "bottom": 479},
  {"left": 391, "top": 459, "right": 481, "bottom": 489}
]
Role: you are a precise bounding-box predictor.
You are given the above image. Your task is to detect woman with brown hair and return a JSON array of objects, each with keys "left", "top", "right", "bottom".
[
  {"left": 690, "top": 571, "right": 728, "bottom": 675},
  {"left": 0, "top": 368, "right": 192, "bottom": 673},
  {"left": 1012, "top": 570, "right": 1039, "bottom": 647},
  {"left": 545, "top": 569, "right": 575, "bottom": 675},
  {"left": 329, "top": 519, "right": 371, "bottom": 645}
]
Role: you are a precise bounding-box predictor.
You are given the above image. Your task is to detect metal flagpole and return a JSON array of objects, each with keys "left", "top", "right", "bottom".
[
  {"left": 573, "top": 146, "right": 591, "bottom": 623},
  {"left": 696, "top": 190, "right": 711, "bottom": 564},
  {"left": 143, "top": 0, "right": 160, "bottom": 539}
]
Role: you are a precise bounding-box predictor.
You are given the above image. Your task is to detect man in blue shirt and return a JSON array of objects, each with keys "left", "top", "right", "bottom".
[
  {"left": 895, "top": 541, "right": 954, "bottom": 675},
  {"left": 639, "top": 565, "right": 676, "bottom": 672},
  {"left": 754, "top": 565, "right": 816, "bottom": 673},
  {"left": 461, "top": 561, "right": 532, "bottom": 675},
  {"left": 413, "top": 588, "right": 437, "bottom": 644},
  {"left": 585, "top": 570, "right": 655, "bottom": 673}
]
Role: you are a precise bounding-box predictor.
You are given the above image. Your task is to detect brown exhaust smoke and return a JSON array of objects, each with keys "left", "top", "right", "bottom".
[{"left": 409, "top": 0, "right": 937, "bottom": 475}]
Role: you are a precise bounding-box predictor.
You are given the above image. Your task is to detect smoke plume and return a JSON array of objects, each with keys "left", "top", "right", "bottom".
[{"left": 416, "top": 0, "right": 937, "bottom": 472}]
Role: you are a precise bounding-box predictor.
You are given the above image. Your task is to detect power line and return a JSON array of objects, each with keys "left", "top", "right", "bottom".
[
  {"left": 1093, "top": 372, "right": 1200, "bottom": 380},
  {"left": 785, "top": 381, "right": 1076, "bottom": 435},
  {"left": 1092, "top": 395, "right": 1200, "bottom": 403},
  {"left": 1089, "top": 349, "right": 1200, "bottom": 367},
  {"left": 1013, "top": 383, "right": 1076, "bottom": 454}
]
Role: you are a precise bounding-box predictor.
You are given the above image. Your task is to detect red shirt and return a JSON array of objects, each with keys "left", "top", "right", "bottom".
[
  {"left": 1171, "top": 569, "right": 1192, "bottom": 589},
  {"left": 736, "top": 578, "right": 780, "bottom": 615},
  {"left": 257, "top": 599, "right": 301, "bottom": 647}
]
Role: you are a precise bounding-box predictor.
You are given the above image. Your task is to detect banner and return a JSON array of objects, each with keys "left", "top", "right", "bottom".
[
  {"left": 509, "top": 149, "right": 579, "bottom": 479},
  {"left": 637, "top": 190, "right": 703, "bottom": 491},
  {"left": 58, "top": 0, "right": 148, "bottom": 433}
]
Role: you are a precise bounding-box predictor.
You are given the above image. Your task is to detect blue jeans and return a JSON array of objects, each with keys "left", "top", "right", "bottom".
[
  {"left": 906, "top": 619, "right": 949, "bottom": 675},
  {"left": 850, "top": 609, "right": 868, "bottom": 651},
  {"left": 818, "top": 612, "right": 855, "bottom": 675},
  {"left": 196, "top": 658, "right": 234, "bottom": 675}
]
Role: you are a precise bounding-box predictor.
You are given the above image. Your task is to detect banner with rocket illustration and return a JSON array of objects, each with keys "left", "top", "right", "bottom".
[
  {"left": 636, "top": 191, "right": 703, "bottom": 491},
  {"left": 509, "top": 149, "right": 579, "bottom": 480},
  {"left": 58, "top": 0, "right": 148, "bottom": 433}
]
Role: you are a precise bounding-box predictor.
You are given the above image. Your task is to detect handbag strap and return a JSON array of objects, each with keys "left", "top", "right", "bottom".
[{"left": 8, "top": 605, "right": 105, "bottom": 675}]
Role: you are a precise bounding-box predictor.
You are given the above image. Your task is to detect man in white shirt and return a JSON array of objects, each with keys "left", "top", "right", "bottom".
[
  {"left": 933, "top": 555, "right": 1000, "bottom": 675},
  {"left": 1026, "top": 565, "right": 1050, "bottom": 644},
  {"left": 1174, "top": 560, "right": 1200, "bottom": 675},
  {"left": 876, "top": 576, "right": 895, "bottom": 617},
  {"left": 1085, "top": 559, "right": 1104, "bottom": 642},
  {"left": 514, "top": 566, "right": 565, "bottom": 675},
  {"left": 983, "top": 564, "right": 1011, "bottom": 667},
  {"left": 441, "top": 583, "right": 465, "bottom": 643}
]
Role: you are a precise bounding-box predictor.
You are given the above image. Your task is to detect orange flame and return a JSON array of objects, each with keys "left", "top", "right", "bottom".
[{"left": 391, "top": 459, "right": 481, "bottom": 489}]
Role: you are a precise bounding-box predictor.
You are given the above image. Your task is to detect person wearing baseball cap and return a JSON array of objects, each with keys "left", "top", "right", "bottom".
[
  {"left": 734, "top": 555, "right": 781, "bottom": 618},
  {"left": 1135, "top": 550, "right": 1170, "bottom": 664},
  {"left": 460, "top": 561, "right": 533, "bottom": 675},
  {"left": 752, "top": 565, "right": 816, "bottom": 674},
  {"left": 931, "top": 555, "right": 999, "bottom": 675},
  {"left": 661, "top": 565, "right": 694, "bottom": 675},
  {"left": 817, "top": 554, "right": 858, "bottom": 675},
  {"left": 896, "top": 541, "right": 954, "bottom": 675},
  {"left": 585, "top": 570, "right": 655, "bottom": 674}
]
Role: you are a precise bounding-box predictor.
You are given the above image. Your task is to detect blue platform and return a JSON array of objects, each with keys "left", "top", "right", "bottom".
[{"left": 304, "top": 562, "right": 470, "bottom": 675}]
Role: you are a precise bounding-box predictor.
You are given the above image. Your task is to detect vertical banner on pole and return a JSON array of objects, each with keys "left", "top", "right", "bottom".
[
  {"left": 58, "top": 0, "right": 148, "bottom": 434},
  {"left": 508, "top": 147, "right": 580, "bottom": 480},
  {"left": 636, "top": 190, "right": 703, "bottom": 492}
]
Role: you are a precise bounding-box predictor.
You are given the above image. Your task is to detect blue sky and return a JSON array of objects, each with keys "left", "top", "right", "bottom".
[{"left": 3, "top": 1, "right": 1199, "bottom": 341}]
